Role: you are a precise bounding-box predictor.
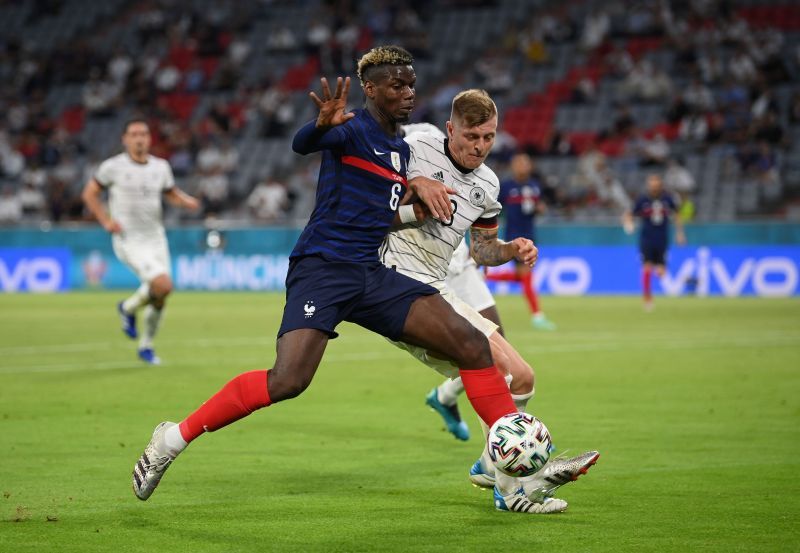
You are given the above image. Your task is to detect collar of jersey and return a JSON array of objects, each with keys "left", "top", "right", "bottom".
[
  {"left": 126, "top": 153, "right": 150, "bottom": 165},
  {"left": 443, "top": 139, "right": 473, "bottom": 174}
]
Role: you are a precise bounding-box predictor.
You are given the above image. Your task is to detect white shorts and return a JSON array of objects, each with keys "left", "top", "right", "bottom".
[
  {"left": 112, "top": 237, "right": 171, "bottom": 283},
  {"left": 446, "top": 264, "right": 495, "bottom": 313},
  {"left": 389, "top": 288, "right": 499, "bottom": 379}
]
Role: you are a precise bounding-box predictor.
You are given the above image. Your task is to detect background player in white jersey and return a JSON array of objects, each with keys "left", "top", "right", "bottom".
[
  {"left": 82, "top": 119, "right": 200, "bottom": 365},
  {"left": 386, "top": 90, "right": 597, "bottom": 511}
]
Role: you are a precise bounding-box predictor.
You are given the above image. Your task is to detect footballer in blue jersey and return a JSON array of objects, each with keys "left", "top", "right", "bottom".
[
  {"left": 131, "top": 46, "right": 526, "bottom": 511},
  {"left": 624, "top": 173, "right": 686, "bottom": 310},
  {"left": 493, "top": 153, "right": 556, "bottom": 330}
]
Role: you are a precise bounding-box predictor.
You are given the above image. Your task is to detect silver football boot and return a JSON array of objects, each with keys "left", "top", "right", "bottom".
[
  {"left": 521, "top": 450, "right": 599, "bottom": 502},
  {"left": 132, "top": 422, "right": 180, "bottom": 500}
]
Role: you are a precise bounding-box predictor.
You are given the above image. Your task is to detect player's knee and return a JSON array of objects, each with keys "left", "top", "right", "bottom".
[
  {"left": 150, "top": 276, "right": 173, "bottom": 299},
  {"left": 267, "top": 365, "right": 314, "bottom": 401}
]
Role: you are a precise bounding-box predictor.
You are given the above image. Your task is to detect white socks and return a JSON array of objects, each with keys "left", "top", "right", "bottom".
[
  {"left": 138, "top": 305, "right": 163, "bottom": 349},
  {"left": 436, "top": 377, "right": 464, "bottom": 406},
  {"left": 512, "top": 390, "right": 534, "bottom": 413},
  {"left": 163, "top": 423, "right": 188, "bottom": 455},
  {"left": 122, "top": 283, "right": 150, "bottom": 314}
]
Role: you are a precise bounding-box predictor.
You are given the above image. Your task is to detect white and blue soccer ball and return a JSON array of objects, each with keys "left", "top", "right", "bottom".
[{"left": 487, "top": 412, "right": 552, "bottom": 477}]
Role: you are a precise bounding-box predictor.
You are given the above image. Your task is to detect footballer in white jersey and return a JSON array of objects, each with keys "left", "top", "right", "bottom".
[
  {"left": 82, "top": 119, "right": 199, "bottom": 365},
  {"left": 381, "top": 91, "right": 556, "bottom": 504}
]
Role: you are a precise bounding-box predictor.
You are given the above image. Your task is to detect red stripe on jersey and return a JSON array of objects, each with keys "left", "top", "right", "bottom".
[
  {"left": 472, "top": 216, "right": 498, "bottom": 229},
  {"left": 342, "top": 155, "right": 407, "bottom": 185}
]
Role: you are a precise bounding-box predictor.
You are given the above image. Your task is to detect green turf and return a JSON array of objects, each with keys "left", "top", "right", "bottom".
[{"left": 0, "top": 292, "right": 798, "bottom": 552}]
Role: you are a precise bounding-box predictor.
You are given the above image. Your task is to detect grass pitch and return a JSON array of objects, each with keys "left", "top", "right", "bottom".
[{"left": 0, "top": 292, "right": 798, "bottom": 552}]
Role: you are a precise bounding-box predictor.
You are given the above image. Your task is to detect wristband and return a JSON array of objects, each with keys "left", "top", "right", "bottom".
[{"left": 399, "top": 204, "right": 417, "bottom": 224}]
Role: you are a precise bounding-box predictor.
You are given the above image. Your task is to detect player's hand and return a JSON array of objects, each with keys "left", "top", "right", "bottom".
[
  {"left": 676, "top": 229, "right": 687, "bottom": 245},
  {"left": 104, "top": 219, "right": 122, "bottom": 234},
  {"left": 511, "top": 237, "right": 538, "bottom": 267},
  {"left": 408, "top": 176, "right": 456, "bottom": 222},
  {"left": 183, "top": 196, "right": 201, "bottom": 212},
  {"left": 310, "top": 77, "right": 355, "bottom": 128},
  {"left": 412, "top": 202, "right": 430, "bottom": 221},
  {"left": 622, "top": 218, "right": 635, "bottom": 235}
]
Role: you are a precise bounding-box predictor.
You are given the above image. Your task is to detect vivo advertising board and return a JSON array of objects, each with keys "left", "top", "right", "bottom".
[
  {"left": 0, "top": 248, "right": 71, "bottom": 292},
  {"left": 487, "top": 246, "right": 800, "bottom": 297},
  {"left": 3, "top": 241, "right": 798, "bottom": 297}
]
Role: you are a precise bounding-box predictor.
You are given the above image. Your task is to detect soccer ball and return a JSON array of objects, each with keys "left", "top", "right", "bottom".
[{"left": 487, "top": 412, "right": 552, "bottom": 477}]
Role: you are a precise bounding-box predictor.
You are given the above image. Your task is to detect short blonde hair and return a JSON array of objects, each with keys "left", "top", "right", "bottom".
[
  {"left": 356, "top": 45, "right": 414, "bottom": 86},
  {"left": 450, "top": 89, "right": 497, "bottom": 128}
]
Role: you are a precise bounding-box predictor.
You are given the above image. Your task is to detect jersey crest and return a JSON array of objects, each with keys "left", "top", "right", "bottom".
[
  {"left": 469, "top": 187, "right": 486, "bottom": 207},
  {"left": 391, "top": 151, "right": 402, "bottom": 172}
]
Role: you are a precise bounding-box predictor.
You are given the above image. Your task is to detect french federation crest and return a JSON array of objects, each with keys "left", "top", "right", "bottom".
[
  {"left": 469, "top": 187, "right": 486, "bottom": 207},
  {"left": 391, "top": 151, "right": 402, "bottom": 172}
]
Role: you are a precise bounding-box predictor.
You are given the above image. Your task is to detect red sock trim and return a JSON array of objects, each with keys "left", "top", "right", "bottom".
[
  {"left": 179, "top": 370, "right": 271, "bottom": 443},
  {"left": 459, "top": 366, "right": 517, "bottom": 427},
  {"left": 521, "top": 271, "right": 540, "bottom": 314}
]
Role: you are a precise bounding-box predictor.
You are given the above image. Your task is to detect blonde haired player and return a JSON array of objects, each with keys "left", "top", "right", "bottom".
[
  {"left": 82, "top": 119, "right": 200, "bottom": 364},
  {"left": 387, "top": 91, "right": 598, "bottom": 513}
]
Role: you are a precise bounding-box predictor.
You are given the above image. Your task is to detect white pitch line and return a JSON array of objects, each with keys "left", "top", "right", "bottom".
[
  {"left": 0, "top": 351, "right": 395, "bottom": 374},
  {"left": 2, "top": 335, "right": 797, "bottom": 375}
]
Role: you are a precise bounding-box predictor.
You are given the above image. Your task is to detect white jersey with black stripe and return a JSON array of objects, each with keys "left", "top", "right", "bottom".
[
  {"left": 94, "top": 153, "right": 175, "bottom": 243},
  {"left": 381, "top": 132, "right": 501, "bottom": 291}
]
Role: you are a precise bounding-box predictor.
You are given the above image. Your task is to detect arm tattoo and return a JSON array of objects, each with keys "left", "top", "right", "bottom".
[{"left": 469, "top": 227, "right": 513, "bottom": 266}]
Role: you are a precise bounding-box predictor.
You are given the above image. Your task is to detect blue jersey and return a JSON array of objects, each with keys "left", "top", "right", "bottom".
[
  {"left": 633, "top": 193, "right": 677, "bottom": 247},
  {"left": 291, "top": 109, "right": 410, "bottom": 262},
  {"left": 498, "top": 178, "right": 541, "bottom": 241}
]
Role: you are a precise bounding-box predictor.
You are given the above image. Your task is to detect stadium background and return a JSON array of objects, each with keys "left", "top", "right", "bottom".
[
  {"left": 1, "top": 2, "right": 799, "bottom": 552},
  {"left": 0, "top": 0, "right": 799, "bottom": 295}
]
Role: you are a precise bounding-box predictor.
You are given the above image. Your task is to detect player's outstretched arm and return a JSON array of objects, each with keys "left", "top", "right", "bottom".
[
  {"left": 81, "top": 178, "right": 121, "bottom": 234},
  {"left": 407, "top": 176, "right": 455, "bottom": 223},
  {"left": 293, "top": 77, "right": 354, "bottom": 155},
  {"left": 164, "top": 187, "right": 201, "bottom": 212},
  {"left": 470, "top": 226, "right": 538, "bottom": 267}
]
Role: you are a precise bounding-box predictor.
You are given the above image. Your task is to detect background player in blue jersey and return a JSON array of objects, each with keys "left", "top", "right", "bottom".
[
  {"left": 131, "top": 46, "right": 532, "bottom": 512},
  {"left": 624, "top": 173, "right": 686, "bottom": 310},
  {"left": 493, "top": 152, "right": 556, "bottom": 330}
]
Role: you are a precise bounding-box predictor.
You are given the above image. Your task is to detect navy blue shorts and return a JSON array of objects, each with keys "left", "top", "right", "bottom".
[
  {"left": 640, "top": 243, "right": 667, "bottom": 265},
  {"left": 278, "top": 255, "right": 438, "bottom": 340}
]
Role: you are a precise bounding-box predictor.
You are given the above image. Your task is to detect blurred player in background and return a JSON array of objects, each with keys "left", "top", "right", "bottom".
[
  {"left": 387, "top": 92, "right": 597, "bottom": 511},
  {"left": 81, "top": 119, "right": 200, "bottom": 365},
  {"left": 129, "top": 46, "right": 536, "bottom": 512},
  {"left": 623, "top": 173, "right": 686, "bottom": 311},
  {"left": 489, "top": 153, "right": 556, "bottom": 330}
]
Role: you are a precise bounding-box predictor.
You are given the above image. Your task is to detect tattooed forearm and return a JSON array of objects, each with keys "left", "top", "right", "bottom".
[{"left": 469, "top": 227, "right": 515, "bottom": 266}]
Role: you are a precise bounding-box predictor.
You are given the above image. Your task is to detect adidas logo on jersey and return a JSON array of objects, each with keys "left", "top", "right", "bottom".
[{"left": 431, "top": 171, "right": 445, "bottom": 183}]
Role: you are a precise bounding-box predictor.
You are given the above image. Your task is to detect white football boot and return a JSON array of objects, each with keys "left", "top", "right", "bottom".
[
  {"left": 132, "top": 422, "right": 181, "bottom": 500},
  {"left": 521, "top": 450, "right": 600, "bottom": 502},
  {"left": 468, "top": 459, "right": 496, "bottom": 489},
  {"left": 494, "top": 486, "right": 568, "bottom": 514}
]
